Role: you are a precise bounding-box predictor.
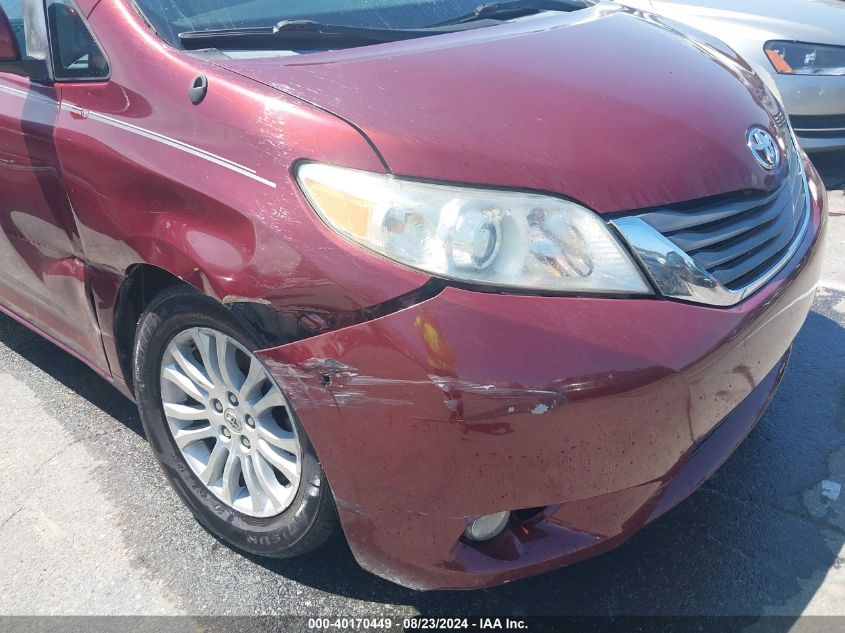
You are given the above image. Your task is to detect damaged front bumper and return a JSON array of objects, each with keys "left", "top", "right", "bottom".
[{"left": 254, "top": 170, "right": 826, "bottom": 590}]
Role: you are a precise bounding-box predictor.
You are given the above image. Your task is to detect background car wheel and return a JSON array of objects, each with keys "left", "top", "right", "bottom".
[{"left": 133, "top": 286, "right": 338, "bottom": 557}]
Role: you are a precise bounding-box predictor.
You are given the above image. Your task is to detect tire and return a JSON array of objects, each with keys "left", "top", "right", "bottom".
[{"left": 133, "top": 285, "right": 338, "bottom": 558}]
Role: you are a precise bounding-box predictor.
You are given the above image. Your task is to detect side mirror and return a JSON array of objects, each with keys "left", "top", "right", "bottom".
[
  {"left": 0, "top": 3, "right": 51, "bottom": 82},
  {"left": 0, "top": 6, "right": 21, "bottom": 61}
]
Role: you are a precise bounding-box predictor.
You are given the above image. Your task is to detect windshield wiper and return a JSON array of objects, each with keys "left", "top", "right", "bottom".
[
  {"left": 433, "top": 0, "right": 591, "bottom": 27},
  {"left": 179, "top": 2, "right": 591, "bottom": 51},
  {"left": 179, "top": 19, "right": 487, "bottom": 51}
]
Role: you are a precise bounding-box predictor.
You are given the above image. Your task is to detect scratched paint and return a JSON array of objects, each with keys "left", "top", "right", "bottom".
[{"left": 285, "top": 357, "right": 569, "bottom": 416}]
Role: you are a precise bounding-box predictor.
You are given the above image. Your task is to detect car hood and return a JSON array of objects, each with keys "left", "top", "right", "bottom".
[
  {"left": 213, "top": 4, "right": 787, "bottom": 213},
  {"left": 636, "top": 0, "right": 845, "bottom": 43}
]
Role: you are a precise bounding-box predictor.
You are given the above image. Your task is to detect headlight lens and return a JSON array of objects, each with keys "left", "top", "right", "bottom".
[
  {"left": 296, "top": 163, "right": 651, "bottom": 294},
  {"left": 764, "top": 41, "right": 845, "bottom": 76}
]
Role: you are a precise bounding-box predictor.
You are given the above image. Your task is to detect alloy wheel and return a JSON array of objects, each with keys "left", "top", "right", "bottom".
[{"left": 159, "top": 327, "right": 302, "bottom": 518}]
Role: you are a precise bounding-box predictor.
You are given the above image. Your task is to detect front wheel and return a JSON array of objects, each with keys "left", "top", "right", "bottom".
[{"left": 133, "top": 286, "right": 338, "bottom": 557}]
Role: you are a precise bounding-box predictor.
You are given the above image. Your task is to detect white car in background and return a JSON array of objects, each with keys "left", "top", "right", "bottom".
[{"left": 618, "top": 0, "right": 845, "bottom": 153}]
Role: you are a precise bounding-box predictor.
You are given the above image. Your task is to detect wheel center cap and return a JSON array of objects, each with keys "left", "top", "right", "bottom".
[{"left": 223, "top": 409, "right": 242, "bottom": 432}]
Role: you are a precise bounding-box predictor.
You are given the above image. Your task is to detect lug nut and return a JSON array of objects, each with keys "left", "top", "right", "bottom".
[
  {"left": 245, "top": 415, "right": 255, "bottom": 428},
  {"left": 212, "top": 399, "right": 223, "bottom": 413},
  {"left": 228, "top": 393, "right": 239, "bottom": 406},
  {"left": 241, "top": 436, "right": 251, "bottom": 449},
  {"left": 221, "top": 427, "right": 231, "bottom": 438}
]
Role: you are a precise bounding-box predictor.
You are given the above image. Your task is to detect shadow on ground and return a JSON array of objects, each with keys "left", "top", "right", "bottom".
[{"left": 0, "top": 314, "right": 144, "bottom": 438}]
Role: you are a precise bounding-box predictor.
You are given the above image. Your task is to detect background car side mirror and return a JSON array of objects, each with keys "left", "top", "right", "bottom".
[{"left": 0, "top": 3, "right": 51, "bottom": 82}]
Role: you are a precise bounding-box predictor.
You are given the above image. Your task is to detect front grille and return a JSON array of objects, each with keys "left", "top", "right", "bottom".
[
  {"left": 790, "top": 114, "right": 845, "bottom": 131},
  {"left": 627, "top": 146, "right": 808, "bottom": 292},
  {"left": 790, "top": 115, "right": 845, "bottom": 139}
]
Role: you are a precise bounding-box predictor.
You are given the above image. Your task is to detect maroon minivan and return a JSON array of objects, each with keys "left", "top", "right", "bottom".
[{"left": 0, "top": 0, "right": 828, "bottom": 590}]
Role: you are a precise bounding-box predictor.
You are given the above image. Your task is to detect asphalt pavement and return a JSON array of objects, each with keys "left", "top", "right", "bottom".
[{"left": 0, "top": 153, "right": 843, "bottom": 618}]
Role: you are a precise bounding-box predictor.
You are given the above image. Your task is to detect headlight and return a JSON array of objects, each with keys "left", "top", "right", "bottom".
[
  {"left": 296, "top": 163, "right": 651, "bottom": 295},
  {"left": 764, "top": 41, "right": 845, "bottom": 76}
]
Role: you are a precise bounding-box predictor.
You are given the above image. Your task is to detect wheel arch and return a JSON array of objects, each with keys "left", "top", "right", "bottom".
[{"left": 112, "top": 263, "right": 303, "bottom": 396}]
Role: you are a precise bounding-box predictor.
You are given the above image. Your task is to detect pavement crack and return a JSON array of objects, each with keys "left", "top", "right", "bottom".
[
  {"left": 701, "top": 485, "right": 845, "bottom": 539},
  {"left": 0, "top": 506, "right": 23, "bottom": 533},
  {"left": 36, "top": 428, "right": 121, "bottom": 471},
  {"left": 38, "top": 438, "right": 84, "bottom": 469}
]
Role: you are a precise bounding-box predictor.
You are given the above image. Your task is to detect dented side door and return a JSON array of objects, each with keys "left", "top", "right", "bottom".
[{"left": 0, "top": 0, "right": 107, "bottom": 371}]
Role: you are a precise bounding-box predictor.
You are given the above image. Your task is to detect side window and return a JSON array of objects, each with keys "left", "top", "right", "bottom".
[
  {"left": 46, "top": 0, "right": 108, "bottom": 80},
  {"left": 0, "top": 0, "right": 26, "bottom": 56}
]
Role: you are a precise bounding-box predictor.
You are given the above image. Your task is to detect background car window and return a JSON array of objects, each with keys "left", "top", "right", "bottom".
[
  {"left": 47, "top": 0, "right": 108, "bottom": 80},
  {"left": 0, "top": 0, "right": 26, "bottom": 56}
]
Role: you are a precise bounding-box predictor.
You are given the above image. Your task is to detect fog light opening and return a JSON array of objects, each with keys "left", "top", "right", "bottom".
[
  {"left": 514, "top": 506, "right": 547, "bottom": 522},
  {"left": 464, "top": 511, "right": 511, "bottom": 542}
]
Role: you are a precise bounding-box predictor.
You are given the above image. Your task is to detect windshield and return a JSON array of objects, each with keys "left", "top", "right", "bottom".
[{"left": 135, "top": 0, "right": 490, "bottom": 49}]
